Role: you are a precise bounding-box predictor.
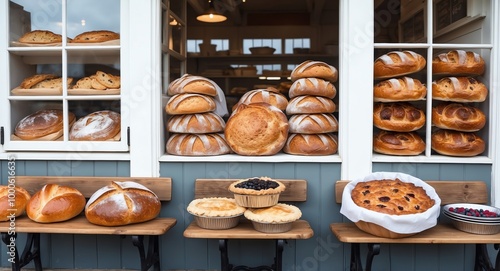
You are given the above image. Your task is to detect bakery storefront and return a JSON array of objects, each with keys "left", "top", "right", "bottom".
[{"left": 0, "top": 0, "right": 499, "bottom": 270}]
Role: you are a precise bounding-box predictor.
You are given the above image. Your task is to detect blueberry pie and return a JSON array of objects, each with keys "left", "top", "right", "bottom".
[{"left": 229, "top": 177, "right": 286, "bottom": 208}]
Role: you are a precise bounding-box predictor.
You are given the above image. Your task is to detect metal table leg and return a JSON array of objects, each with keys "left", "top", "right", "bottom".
[
  {"left": 350, "top": 243, "right": 362, "bottom": 271},
  {"left": 475, "top": 244, "right": 494, "bottom": 271},
  {"left": 131, "top": 235, "right": 161, "bottom": 271},
  {"left": 2, "top": 232, "right": 42, "bottom": 271},
  {"left": 219, "top": 239, "right": 285, "bottom": 271}
]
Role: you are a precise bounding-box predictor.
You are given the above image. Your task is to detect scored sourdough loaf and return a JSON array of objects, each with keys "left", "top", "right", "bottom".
[
  {"left": 373, "top": 130, "right": 425, "bottom": 156},
  {"left": 70, "top": 110, "right": 121, "bottom": 141},
  {"left": 374, "top": 50, "right": 426, "bottom": 79},
  {"left": 373, "top": 77, "right": 427, "bottom": 102},
  {"left": 432, "top": 50, "right": 485, "bottom": 76},
  {"left": 14, "top": 109, "right": 76, "bottom": 140},
  {"left": 165, "top": 93, "right": 216, "bottom": 115},
  {"left": 236, "top": 89, "right": 289, "bottom": 111},
  {"left": 166, "top": 133, "right": 232, "bottom": 156},
  {"left": 291, "top": 60, "right": 338, "bottom": 82},
  {"left": 167, "top": 74, "right": 218, "bottom": 96},
  {"left": 288, "top": 77, "right": 337, "bottom": 99},
  {"left": 373, "top": 102, "right": 425, "bottom": 132},
  {"left": 432, "top": 77, "right": 488, "bottom": 102},
  {"left": 432, "top": 103, "right": 486, "bottom": 132},
  {"left": 286, "top": 95, "right": 336, "bottom": 115},
  {"left": 19, "top": 74, "right": 58, "bottom": 89},
  {"left": 0, "top": 186, "right": 31, "bottom": 221},
  {"left": 283, "top": 133, "right": 338, "bottom": 155},
  {"left": 18, "top": 30, "right": 64, "bottom": 44},
  {"left": 70, "top": 30, "right": 120, "bottom": 43},
  {"left": 166, "top": 112, "right": 225, "bottom": 134},
  {"left": 431, "top": 129, "right": 485, "bottom": 157},
  {"left": 225, "top": 103, "right": 289, "bottom": 155},
  {"left": 288, "top": 113, "right": 338, "bottom": 134}
]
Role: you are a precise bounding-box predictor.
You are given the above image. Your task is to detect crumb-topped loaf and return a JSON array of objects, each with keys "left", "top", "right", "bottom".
[
  {"left": 351, "top": 178, "right": 435, "bottom": 215},
  {"left": 228, "top": 177, "right": 286, "bottom": 195}
]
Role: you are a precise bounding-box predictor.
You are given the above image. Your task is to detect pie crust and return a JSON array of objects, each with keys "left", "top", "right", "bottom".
[
  {"left": 187, "top": 197, "right": 246, "bottom": 217},
  {"left": 244, "top": 203, "right": 302, "bottom": 223},
  {"left": 228, "top": 177, "right": 286, "bottom": 195}
]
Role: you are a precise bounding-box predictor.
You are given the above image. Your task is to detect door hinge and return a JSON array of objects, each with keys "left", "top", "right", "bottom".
[
  {"left": 1, "top": 127, "right": 4, "bottom": 145},
  {"left": 127, "top": 127, "right": 130, "bottom": 146}
]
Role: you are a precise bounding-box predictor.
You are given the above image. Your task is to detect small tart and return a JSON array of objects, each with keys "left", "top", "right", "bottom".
[
  {"left": 187, "top": 197, "right": 245, "bottom": 217},
  {"left": 228, "top": 177, "right": 286, "bottom": 195},
  {"left": 244, "top": 203, "right": 302, "bottom": 224}
]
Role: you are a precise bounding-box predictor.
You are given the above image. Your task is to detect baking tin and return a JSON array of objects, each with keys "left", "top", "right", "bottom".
[
  {"left": 233, "top": 194, "right": 279, "bottom": 208},
  {"left": 193, "top": 214, "right": 242, "bottom": 230},
  {"left": 251, "top": 221, "right": 293, "bottom": 233}
]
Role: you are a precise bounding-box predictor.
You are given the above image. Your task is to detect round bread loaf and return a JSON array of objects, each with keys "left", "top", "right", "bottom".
[
  {"left": 288, "top": 78, "right": 337, "bottom": 99},
  {"left": 167, "top": 74, "right": 218, "bottom": 96},
  {"left": 70, "top": 30, "right": 120, "bottom": 43},
  {"left": 26, "top": 184, "right": 86, "bottom": 223},
  {"left": 432, "top": 103, "right": 486, "bottom": 132},
  {"left": 431, "top": 129, "right": 485, "bottom": 156},
  {"left": 165, "top": 93, "right": 216, "bottom": 115},
  {"left": 225, "top": 103, "right": 289, "bottom": 155},
  {"left": 432, "top": 50, "right": 485, "bottom": 76},
  {"left": 432, "top": 77, "right": 488, "bottom": 102},
  {"left": 236, "top": 89, "right": 288, "bottom": 111},
  {"left": 374, "top": 51, "right": 426, "bottom": 79},
  {"left": 373, "top": 102, "right": 425, "bottom": 132},
  {"left": 18, "top": 30, "right": 64, "bottom": 44},
  {"left": 0, "top": 186, "right": 31, "bottom": 221},
  {"left": 373, "top": 77, "right": 426, "bottom": 102},
  {"left": 166, "top": 133, "right": 232, "bottom": 156},
  {"left": 291, "top": 60, "right": 338, "bottom": 82},
  {"left": 70, "top": 110, "right": 121, "bottom": 141},
  {"left": 283, "top": 133, "right": 338, "bottom": 155},
  {"left": 14, "top": 109, "right": 76, "bottom": 140},
  {"left": 85, "top": 181, "right": 160, "bottom": 226},
  {"left": 288, "top": 113, "right": 338, "bottom": 134},
  {"left": 167, "top": 113, "right": 225, "bottom": 134},
  {"left": 286, "top": 96, "right": 336, "bottom": 115},
  {"left": 373, "top": 130, "right": 425, "bottom": 155}
]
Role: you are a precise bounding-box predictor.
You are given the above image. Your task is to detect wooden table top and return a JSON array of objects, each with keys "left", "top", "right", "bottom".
[
  {"left": 184, "top": 219, "right": 314, "bottom": 240},
  {"left": 330, "top": 223, "right": 500, "bottom": 244}
]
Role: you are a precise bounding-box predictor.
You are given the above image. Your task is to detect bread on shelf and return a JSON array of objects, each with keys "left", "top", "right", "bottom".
[
  {"left": 431, "top": 129, "right": 485, "bottom": 157},
  {"left": 373, "top": 102, "right": 425, "bottom": 132},
  {"left": 432, "top": 77, "right": 488, "bottom": 102},
  {"left": 432, "top": 50, "right": 485, "bottom": 76},
  {"left": 374, "top": 51, "right": 426, "bottom": 79},
  {"left": 291, "top": 60, "right": 338, "bottom": 82},
  {"left": 373, "top": 77, "right": 426, "bottom": 102},
  {"left": 373, "top": 130, "right": 425, "bottom": 156},
  {"left": 432, "top": 103, "right": 486, "bottom": 132},
  {"left": 166, "top": 133, "right": 232, "bottom": 156}
]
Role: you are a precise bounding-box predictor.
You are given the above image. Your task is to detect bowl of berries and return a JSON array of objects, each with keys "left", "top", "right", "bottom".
[{"left": 443, "top": 203, "right": 500, "bottom": 234}]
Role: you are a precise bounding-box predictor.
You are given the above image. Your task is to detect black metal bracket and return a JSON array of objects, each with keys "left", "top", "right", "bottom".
[
  {"left": 131, "top": 235, "right": 161, "bottom": 271},
  {"left": 475, "top": 244, "right": 495, "bottom": 271},
  {"left": 1, "top": 126, "right": 4, "bottom": 145},
  {"left": 1, "top": 232, "right": 42, "bottom": 271},
  {"left": 219, "top": 239, "right": 285, "bottom": 271},
  {"left": 349, "top": 243, "right": 380, "bottom": 271},
  {"left": 127, "top": 127, "right": 130, "bottom": 146}
]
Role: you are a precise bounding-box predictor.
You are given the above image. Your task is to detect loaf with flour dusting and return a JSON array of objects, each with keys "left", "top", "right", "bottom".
[
  {"left": 374, "top": 51, "right": 426, "bottom": 79},
  {"left": 291, "top": 60, "right": 338, "bottom": 82},
  {"left": 432, "top": 50, "right": 485, "bottom": 76},
  {"left": 166, "top": 133, "right": 232, "bottom": 156},
  {"left": 288, "top": 78, "right": 336, "bottom": 99},
  {"left": 286, "top": 96, "right": 336, "bottom": 115},
  {"left": 432, "top": 77, "right": 487, "bottom": 102},
  {"left": 167, "top": 112, "right": 225, "bottom": 134},
  {"left": 283, "top": 133, "right": 338, "bottom": 155},
  {"left": 373, "top": 77, "right": 426, "bottom": 102},
  {"left": 167, "top": 74, "right": 218, "bottom": 96},
  {"left": 165, "top": 93, "right": 216, "bottom": 115},
  {"left": 15, "top": 109, "right": 76, "bottom": 140},
  {"left": 288, "top": 113, "right": 338, "bottom": 134},
  {"left": 69, "top": 110, "right": 121, "bottom": 141}
]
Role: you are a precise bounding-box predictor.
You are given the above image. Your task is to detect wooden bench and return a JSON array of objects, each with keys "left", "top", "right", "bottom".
[
  {"left": 183, "top": 178, "right": 314, "bottom": 271},
  {"left": 0, "top": 176, "right": 177, "bottom": 271},
  {"left": 330, "top": 180, "right": 500, "bottom": 271}
]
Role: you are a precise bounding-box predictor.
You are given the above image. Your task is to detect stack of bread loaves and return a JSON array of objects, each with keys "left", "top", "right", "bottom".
[
  {"left": 372, "top": 50, "right": 427, "bottom": 155},
  {"left": 430, "top": 50, "right": 487, "bottom": 156},
  {"left": 165, "top": 74, "right": 231, "bottom": 155},
  {"left": 283, "top": 60, "right": 339, "bottom": 155}
]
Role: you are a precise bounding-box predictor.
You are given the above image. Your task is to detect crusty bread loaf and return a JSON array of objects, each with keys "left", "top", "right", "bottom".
[
  {"left": 288, "top": 78, "right": 337, "bottom": 99},
  {"left": 166, "top": 133, "right": 232, "bottom": 156},
  {"left": 431, "top": 129, "right": 485, "bottom": 157},
  {"left": 373, "top": 130, "right": 425, "bottom": 155},
  {"left": 236, "top": 89, "right": 288, "bottom": 111},
  {"left": 26, "top": 184, "right": 86, "bottom": 223},
  {"left": 374, "top": 51, "right": 426, "bottom": 79},
  {"left": 85, "top": 181, "right": 161, "bottom": 226},
  {"left": 165, "top": 93, "right": 216, "bottom": 115},
  {"left": 20, "top": 74, "right": 58, "bottom": 89},
  {"left": 373, "top": 102, "right": 425, "bottom": 132},
  {"left": 286, "top": 96, "right": 336, "bottom": 115},
  {"left": 95, "top": 71, "right": 120, "bottom": 89},
  {"left": 432, "top": 103, "right": 486, "bottom": 132},
  {"left": 432, "top": 50, "right": 485, "bottom": 76},
  {"left": 70, "top": 30, "right": 120, "bottom": 43},
  {"left": 70, "top": 110, "right": 121, "bottom": 141},
  {"left": 18, "top": 30, "right": 63, "bottom": 44},
  {"left": 288, "top": 113, "right": 338, "bottom": 134},
  {"left": 432, "top": 77, "right": 488, "bottom": 102},
  {"left": 14, "top": 109, "right": 76, "bottom": 140},
  {"left": 373, "top": 77, "right": 427, "bottom": 102},
  {"left": 283, "top": 133, "right": 338, "bottom": 155},
  {"left": 0, "top": 186, "right": 31, "bottom": 221},
  {"left": 291, "top": 60, "right": 338, "bottom": 82},
  {"left": 31, "top": 77, "right": 73, "bottom": 89},
  {"left": 167, "top": 112, "right": 225, "bottom": 134},
  {"left": 225, "top": 103, "right": 289, "bottom": 155},
  {"left": 167, "top": 74, "right": 218, "bottom": 96}
]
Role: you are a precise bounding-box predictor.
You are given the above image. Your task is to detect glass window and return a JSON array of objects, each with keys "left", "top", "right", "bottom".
[
  {"left": 243, "top": 39, "right": 282, "bottom": 54},
  {"left": 187, "top": 39, "right": 203, "bottom": 53},
  {"left": 284, "top": 38, "right": 310, "bottom": 54},
  {"left": 211, "top": 39, "right": 229, "bottom": 51}
]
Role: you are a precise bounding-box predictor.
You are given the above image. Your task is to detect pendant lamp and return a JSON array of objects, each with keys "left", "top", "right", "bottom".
[{"left": 197, "top": 0, "right": 227, "bottom": 23}]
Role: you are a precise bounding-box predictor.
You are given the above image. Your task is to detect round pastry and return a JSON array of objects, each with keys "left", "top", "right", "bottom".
[
  {"left": 229, "top": 177, "right": 286, "bottom": 195},
  {"left": 69, "top": 110, "right": 121, "bottom": 141},
  {"left": 288, "top": 78, "right": 337, "bottom": 99},
  {"left": 236, "top": 89, "right": 289, "bottom": 111},
  {"left": 0, "top": 186, "right": 31, "bottom": 221},
  {"left": 85, "top": 181, "right": 161, "bottom": 226},
  {"left": 14, "top": 109, "right": 76, "bottom": 140},
  {"left": 167, "top": 74, "right": 218, "bottom": 97},
  {"left": 431, "top": 129, "right": 485, "bottom": 156},
  {"left": 432, "top": 103, "right": 486, "bottom": 132},
  {"left": 286, "top": 96, "right": 336, "bottom": 115},
  {"left": 432, "top": 50, "right": 485, "bottom": 76},
  {"left": 351, "top": 178, "right": 435, "bottom": 215},
  {"left": 373, "top": 77, "right": 427, "bottom": 102},
  {"left": 165, "top": 93, "right": 216, "bottom": 115},
  {"left": 166, "top": 113, "right": 225, "bottom": 134},
  {"left": 432, "top": 77, "right": 488, "bottom": 102},
  {"left": 26, "top": 184, "right": 86, "bottom": 223},
  {"left": 373, "top": 130, "right": 425, "bottom": 155},
  {"left": 245, "top": 203, "right": 302, "bottom": 233},
  {"left": 187, "top": 197, "right": 246, "bottom": 218},
  {"left": 166, "top": 133, "right": 231, "bottom": 156},
  {"left": 373, "top": 102, "right": 425, "bottom": 132},
  {"left": 290, "top": 60, "right": 338, "bottom": 82},
  {"left": 288, "top": 113, "right": 338, "bottom": 134},
  {"left": 283, "top": 133, "right": 338, "bottom": 155},
  {"left": 374, "top": 51, "right": 426, "bottom": 79},
  {"left": 225, "top": 103, "right": 289, "bottom": 156}
]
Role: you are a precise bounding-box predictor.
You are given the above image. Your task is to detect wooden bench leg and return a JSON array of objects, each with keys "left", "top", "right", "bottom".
[
  {"left": 218, "top": 239, "right": 284, "bottom": 271},
  {"left": 475, "top": 244, "right": 494, "bottom": 271},
  {"left": 2, "top": 232, "right": 42, "bottom": 271},
  {"left": 131, "top": 235, "right": 160, "bottom": 271},
  {"left": 349, "top": 243, "right": 380, "bottom": 271}
]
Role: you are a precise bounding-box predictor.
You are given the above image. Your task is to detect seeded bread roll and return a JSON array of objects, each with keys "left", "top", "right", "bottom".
[
  {"left": 432, "top": 77, "right": 488, "bottom": 102},
  {"left": 373, "top": 102, "right": 425, "bottom": 132},
  {"left": 373, "top": 77, "right": 427, "bottom": 102},
  {"left": 432, "top": 50, "right": 485, "bottom": 76},
  {"left": 283, "top": 133, "right": 338, "bottom": 155},
  {"left": 70, "top": 30, "right": 120, "bottom": 43},
  {"left": 18, "top": 30, "right": 63, "bottom": 44},
  {"left": 165, "top": 93, "right": 216, "bottom": 115},
  {"left": 374, "top": 51, "right": 426, "bottom": 79},
  {"left": 373, "top": 130, "right": 425, "bottom": 155},
  {"left": 166, "top": 112, "right": 225, "bottom": 133},
  {"left": 236, "top": 89, "right": 289, "bottom": 111},
  {"left": 167, "top": 74, "right": 218, "bottom": 96},
  {"left": 286, "top": 96, "right": 336, "bottom": 115},
  {"left": 288, "top": 113, "right": 338, "bottom": 134},
  {"left": 166, "top": 133, "right": 231, "bottom": 156},
  {"left": 431, "top": 129, "right": 485, "bottom": 157},
  {"left": 432, "top": 103, "right": 486, "bottom": 132},
  {"left": 0, "top": 186, "right": 31, "bottom": 221},
  {"left": 14, "top": 109, "right": 76, "bottom": 140},
  {"left": 20, "top": 74, "right": 58, "bottom": 89},
  {"left": 288, "top": 78, "right": 337, "bottom": 99},
  {"left": 291, "top": 60, "right": 338, "bottom": 82},
  {"left": 70, "top": 110, "right": 121, "bottom": 141}
]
